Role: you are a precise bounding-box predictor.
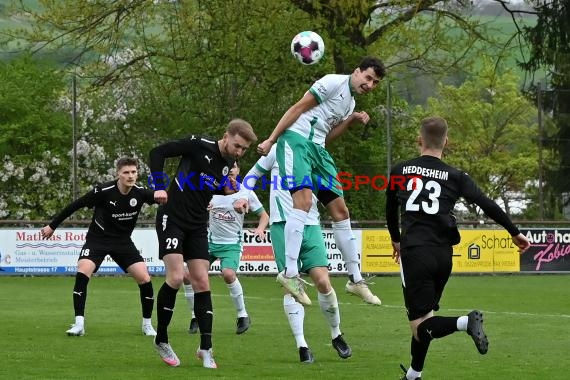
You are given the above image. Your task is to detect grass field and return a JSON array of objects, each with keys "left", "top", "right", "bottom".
[{"left": 1, "top": 274, "right": 568, "bottom": 379}]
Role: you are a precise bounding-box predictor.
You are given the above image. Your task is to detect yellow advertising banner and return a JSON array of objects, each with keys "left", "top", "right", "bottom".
[
  {"left": 452, "top": 230, "right": 519, "bottom": 272},
  {"left": 361, "top": 229, "right": 520, "bottom": 273},
  {"left": 361, "top": 230, "right": 399, "bottom": 273}
]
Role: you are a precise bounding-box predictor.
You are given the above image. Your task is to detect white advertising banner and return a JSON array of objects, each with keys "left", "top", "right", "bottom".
[{"left": 0, "top": 228, "right": 360, "bottom": 275}]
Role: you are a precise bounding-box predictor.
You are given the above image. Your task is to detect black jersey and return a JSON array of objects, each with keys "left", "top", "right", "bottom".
[
  {"left": 386, "top": 155, "right": 520, "bottom": 248},
  {"left": 48, "top": 180, "right": 155, "bottom": 242},
  {"left": 149, "top": 135, "right": 235, "bottom": 230}
]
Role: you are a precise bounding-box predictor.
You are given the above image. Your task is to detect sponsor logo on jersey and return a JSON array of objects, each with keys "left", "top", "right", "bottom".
[{"left": 213, "top": 210, "right": 236, "bottom": 222}]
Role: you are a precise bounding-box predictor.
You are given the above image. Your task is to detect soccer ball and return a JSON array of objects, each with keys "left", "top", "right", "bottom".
[{"left": 291, "top": 31, "right": 325, "bottom": 65}]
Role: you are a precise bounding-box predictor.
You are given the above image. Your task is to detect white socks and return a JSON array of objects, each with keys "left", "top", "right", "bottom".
[
  {"left": 283, "top": 294, "right": 307, "bottom": 348},
  {"left": 228, "top": 279, "right": 248, "bottom": 318},
  {"left": 318, "top": 289, "right": 341, "bottom": 339},
  {"left": 407, "top": 368, "right": 422, "bottom": 380},
  {"left": 183, "top": 283, "right": 195, "bottom": 318},
  {"left": 457, "top": 315, "right": 468, "bottom": 331},
  {"left": 186, "top": 279, "right": 247, "bottom": 318},
  {"left": 332, "top": 219, "right": 362, "bottom": 283},
  {"left": 75, "top": 316, "right": 85, "bottom": 326},
  {"left": 284, "top": 209, "right": 308, "bottom": 277},
  {"left": 284, "top": 289, "right": 342, "bottom": 346}
]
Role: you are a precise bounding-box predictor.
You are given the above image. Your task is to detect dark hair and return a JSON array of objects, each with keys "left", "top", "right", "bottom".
[
  {"left": 420, "top": 117, "right": 448, "bottom": 149},
  {"left": 116, "top": 157, "right": 138, "bottom": 171},
  {"left": 226, "top": 118, "right": 257, "bottom": 143},
  {"left": 358, "top": 56, "right": 386, "bottom": 79}
]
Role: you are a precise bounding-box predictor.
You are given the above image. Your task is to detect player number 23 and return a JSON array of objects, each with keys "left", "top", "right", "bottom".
[{"left": 405, "top": 178, "right": 441, "bottom": 214}]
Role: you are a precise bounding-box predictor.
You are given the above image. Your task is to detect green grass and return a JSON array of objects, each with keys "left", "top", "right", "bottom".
[{"left": 0, "top": 275, "right": 568, "bottom": 379}]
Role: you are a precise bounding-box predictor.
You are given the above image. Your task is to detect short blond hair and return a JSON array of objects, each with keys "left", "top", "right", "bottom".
[{"left": 226, "top": 118, "right": 257, "bottom": 143}]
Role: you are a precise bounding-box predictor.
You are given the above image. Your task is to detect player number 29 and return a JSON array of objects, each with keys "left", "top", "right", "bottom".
[
  {"left": 405, "top": 178, "right": 441, "bottom": 214},
  {"left": 166, "top": 238, "right": 179, "bottom": 249}
]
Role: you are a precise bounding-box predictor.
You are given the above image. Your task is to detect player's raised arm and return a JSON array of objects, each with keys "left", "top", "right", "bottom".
[
  {"left": 512, "top": 233, "right": 531, "bottom": 253},
  {"left": 460, "top": 173, "right": 530, "bottom": 253},
  {"left": 257, "top": 92, "right": 318, "bottom": 156},
  {"left": 234, "top": 147, "right": 275, "bottom": 213},
  {"left": 40, "top": 225, "right": 55, "bottom": 239},
  {"left": 149, "top": 136, "right": 198, "bottom": 204}
]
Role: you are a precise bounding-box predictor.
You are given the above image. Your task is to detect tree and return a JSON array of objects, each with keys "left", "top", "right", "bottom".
[
  {"left": 287, "top": 0, "right": 494, "bottom": 74},
  {"left": 493, "top": 0, "right": 570, "bottom": 218},
  {"left": 0, "top": 55, "right": 71, "bottom": 219},
  {"left": 1, "top": 0, "right": 497, "bottom": 116},
  {"left": 0, "top": 0, "right": 532, "bottom": 221},
  {"left": 519, "top": 0, "right": 570, "bottom": 218},
  {"left": 0, "top": 55, "right": 155, "bottom": 221}
]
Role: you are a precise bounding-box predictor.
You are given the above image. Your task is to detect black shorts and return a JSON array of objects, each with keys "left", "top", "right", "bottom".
[
  {"left": 400, "top": 245, "right": 453, "bottom": 321},
  {"left": 78, "top": 240, "right": 143, "bottom": 273},
  {"left": 155, "top": 213, "right": 209, "bottom": 261}
]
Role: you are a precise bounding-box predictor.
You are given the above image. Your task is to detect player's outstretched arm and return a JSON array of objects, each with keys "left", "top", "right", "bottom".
[
  {"left": 40, "top": 225, "right": 55, "bottom": 239},
  {"left": 462, "top": 175, "right": 529, "bottom": 252},
  {"left": 154, "top": 189, "right": 168, "bottom": 205},
  {"left": 252, "top": 210, "right": 269, "bottom": 240},
  {"left": 148, "top": 137, "right": 195, "bottom": 197},
  {"left": 471, "top": 195, "right": 531, "bottom": 254},
  {"left": 41, "top": 189, "right": 98, "bottom": 236},
  {"left": 512, "top": 233, "right": 531, "bottom": 253}
]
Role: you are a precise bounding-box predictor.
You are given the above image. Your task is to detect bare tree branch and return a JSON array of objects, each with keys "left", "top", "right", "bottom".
[
  {"left": 425, "top": 7, "right": 488, "bottom": 41},
  {"left": 495, "top": 0, "right": 537, "bottom": 16},
  {"left": 366, "top": 0, "right": 441, "bottom": 45}
]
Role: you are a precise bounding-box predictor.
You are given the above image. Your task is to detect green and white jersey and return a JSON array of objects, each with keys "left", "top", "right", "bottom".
[
  {"left": 243, "top": 145, "right": 320, "bottom": 226},
  {"left": 288, "top": 74, "right": 355, "bottom": 147},
  {"left": 208, "top": 191, "right": 264, "bottom": 244}
]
